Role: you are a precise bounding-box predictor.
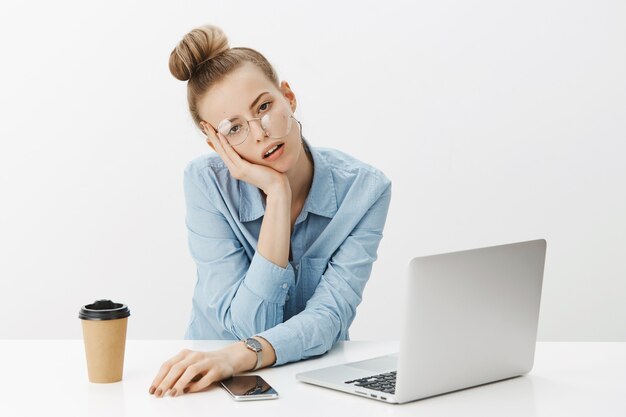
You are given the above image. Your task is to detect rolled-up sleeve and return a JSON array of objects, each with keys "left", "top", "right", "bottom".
[
  {"left": 184, "top": 164, "right": 295, "bottom": 340},
  {"left": 256, "top": 178, "right": 392, "bottom": 366}
]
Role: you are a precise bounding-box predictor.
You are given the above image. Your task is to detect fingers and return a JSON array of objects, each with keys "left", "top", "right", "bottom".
[
  {"left": 157, "top": 361, "right": 197, "bottom": 397},
  {"left": 203, "top": 124, "right": 225, "bottom": 155},
  {"left": 169, "top": 359, "right": 213, "bottom": 397},
  {"left": 149, "top": 350, "right": 226, "bottom": 398},
  {"left": 215, "top": 130, "right": 239, "bottom": 163},
  {"left": 214, "top": 131, "right": 248, "bottom": 180},
  {"left": 204, "top": 125, "right": 238, "bottom": 168},
  {"left": 148, "top": 348, "right": 236, "bottom": 398},
  {"left": 149, "top": 349, "right": 196, "bottom": 398},
  {"left": 183, "top": 368, "right": 221, "bottom": 395},
  {"left": 202, "top": 123, "right": 217, "bottom": 142},
  {"left": 149, "top": 348, "right": 189, "bottom": 393}
]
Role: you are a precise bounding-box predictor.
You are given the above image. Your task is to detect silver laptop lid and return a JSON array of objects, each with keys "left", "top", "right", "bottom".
[{"left": 395, "top": 239, "right": 546, "bottom": 403}]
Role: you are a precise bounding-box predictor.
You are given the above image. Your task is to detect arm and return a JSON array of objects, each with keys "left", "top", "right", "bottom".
[
  {"left": 183, "top": 164, "right": 294, "bottom": 344},
  {"left": 148, "top": 164, "right": 292, "bottom": 398},
  {"left": 257, "top": 185, "right": 292, "bottom": 269},
  {"left": 148, "top": 172, "right": 391, "bottom": 398},
  {"left": 255, "top": 178, "right": 393, "bottom": 365}
]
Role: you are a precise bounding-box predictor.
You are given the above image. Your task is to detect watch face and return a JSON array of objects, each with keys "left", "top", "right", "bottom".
[{"left": 246, "top": 338, "right": 262, "bottom": 351}]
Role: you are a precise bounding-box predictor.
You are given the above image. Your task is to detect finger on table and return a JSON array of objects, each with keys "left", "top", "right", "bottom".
[
  {"left": 148, "top": 349, "right": 191, "bottom": 396},
  {"left": 154, "top": 356, "right": 200, "bottom": 398},
  {"left": 170, "top": 361, "right": 214, "bottom": 397},
  {"left": 183, "top": 368, "right": 221, "bottom": 395}
]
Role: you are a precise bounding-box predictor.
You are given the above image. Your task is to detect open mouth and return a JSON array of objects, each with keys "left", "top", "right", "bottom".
[{"left": 263, "top": 143, "right": 284, "bottom": 159}]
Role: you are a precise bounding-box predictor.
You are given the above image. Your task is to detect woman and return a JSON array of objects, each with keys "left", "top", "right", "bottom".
[{"left": 149, "top": 24, "right": 392, "bottom": 398}]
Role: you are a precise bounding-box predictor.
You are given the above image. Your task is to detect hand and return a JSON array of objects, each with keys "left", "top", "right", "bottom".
[
  {"left": 148, "top": 347, "right": 238, "bottom": 398},
  {"left": 203, "top": 124, "right": 290, "bottom": 196}
]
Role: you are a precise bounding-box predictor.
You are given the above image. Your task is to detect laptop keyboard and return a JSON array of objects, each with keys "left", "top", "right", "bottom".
[{"left": 344, "top": 371, "right": 396, "bottom": 395}]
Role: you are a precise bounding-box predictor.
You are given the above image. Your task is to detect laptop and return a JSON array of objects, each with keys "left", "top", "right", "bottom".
[{"left": 296, "top": 238, "right": 547, "bottom": 404}]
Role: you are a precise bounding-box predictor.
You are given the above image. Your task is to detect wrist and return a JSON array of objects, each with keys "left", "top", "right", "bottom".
[
  {"left": 265, "top": 179, "right": 291, "bottom": 200},
  {"left": 223, "top": 336, "right": 277, "bottom": 374},
  {"left": 223, "top": 341, "right": 257, "bottom": 374}
]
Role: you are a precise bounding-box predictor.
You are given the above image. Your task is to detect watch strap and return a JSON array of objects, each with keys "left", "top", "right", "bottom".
[{"left": 243, "top": 338, "right": 263, "bottom": 371}]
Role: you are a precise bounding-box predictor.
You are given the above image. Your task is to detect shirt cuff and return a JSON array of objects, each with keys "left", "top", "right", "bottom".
[
  {"left": 255, "top": 323, "right": 302, "bottom": 366},
  {"left": 243, "top": 250, "right": 296, "bottom": 304}
]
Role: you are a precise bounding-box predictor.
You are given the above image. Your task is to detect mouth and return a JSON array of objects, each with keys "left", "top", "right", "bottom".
[{"left": 262, "top": 143, "right": 284, "bottom": 159}]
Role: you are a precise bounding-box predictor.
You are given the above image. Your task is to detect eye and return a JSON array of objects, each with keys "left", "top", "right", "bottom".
[{"left": 259, "top": 101, "right": 271, "bottom": 112}]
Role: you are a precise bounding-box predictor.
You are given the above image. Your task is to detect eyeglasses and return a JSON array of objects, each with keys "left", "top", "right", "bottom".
[{"left": 216, "top": 100, "right": 300, "bottom": 147}]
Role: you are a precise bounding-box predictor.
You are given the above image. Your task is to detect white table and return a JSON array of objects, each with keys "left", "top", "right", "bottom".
[{"left": 1, "top": 340, "right": 625, "bottom": 416}]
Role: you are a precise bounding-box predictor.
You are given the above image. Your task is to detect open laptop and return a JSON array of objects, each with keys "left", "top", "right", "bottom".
[{"left": 296, "top": 238, "right": 547, "bottom": 404}]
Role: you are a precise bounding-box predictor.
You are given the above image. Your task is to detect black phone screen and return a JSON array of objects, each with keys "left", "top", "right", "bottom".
[{"left": 220, "top": 375, "right": 278, "bottom": 397}]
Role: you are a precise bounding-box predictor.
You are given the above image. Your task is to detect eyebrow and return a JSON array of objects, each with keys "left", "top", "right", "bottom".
[
  {"left": 224, "top": 91, "right": 270, "bottom": 123},
  {"left": 249, "top": 91, "right": 270, "bottom": 111}
]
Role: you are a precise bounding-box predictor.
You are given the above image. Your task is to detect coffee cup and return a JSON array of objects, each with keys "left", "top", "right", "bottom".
[{"left": 78, "top": 299, "right": 131, "bottom": 383}]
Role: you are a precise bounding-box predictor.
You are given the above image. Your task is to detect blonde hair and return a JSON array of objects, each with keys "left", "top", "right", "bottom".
[{"left": 168, "top": 24, "right": 281, "bottom": 131}]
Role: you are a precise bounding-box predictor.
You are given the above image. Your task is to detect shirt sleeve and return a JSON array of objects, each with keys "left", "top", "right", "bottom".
[
  {"left": 256, "top": 176, "right": 392, "bottom": 366},
  {"left": 183, "top": 163, "right": 295, "bottom": 340}
]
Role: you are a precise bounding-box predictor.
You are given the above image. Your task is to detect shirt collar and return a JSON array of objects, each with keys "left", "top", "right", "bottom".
[{"left": 238, "top": 136, "right": 338, "bottom": 222}]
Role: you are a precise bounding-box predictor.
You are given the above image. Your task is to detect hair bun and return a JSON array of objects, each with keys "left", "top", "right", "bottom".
[{"left": 169, "top": 24, "right": 230, "bottom": 81}]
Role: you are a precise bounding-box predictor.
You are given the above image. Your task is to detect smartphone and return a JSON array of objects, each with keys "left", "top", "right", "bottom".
[{"left": 220, "top": 375, "right": 279, "bottom": 401}]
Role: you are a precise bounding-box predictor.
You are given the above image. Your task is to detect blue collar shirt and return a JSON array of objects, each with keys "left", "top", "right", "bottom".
[{"left": 183, "top": 136, "right": 392, "bottom": 366}]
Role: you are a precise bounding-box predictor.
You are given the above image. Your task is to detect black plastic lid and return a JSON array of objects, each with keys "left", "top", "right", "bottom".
[{"left": 79, "top": 299, "right": 130, "bottom": 321}]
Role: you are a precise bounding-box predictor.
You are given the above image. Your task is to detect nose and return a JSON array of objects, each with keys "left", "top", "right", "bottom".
[{"left": 249, "top": 119, "right": 269, "bottom": 142}]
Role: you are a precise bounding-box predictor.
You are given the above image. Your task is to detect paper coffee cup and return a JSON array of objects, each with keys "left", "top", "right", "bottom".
[{"left": 79, "top": 299, "right": 131, "bottom": 383}]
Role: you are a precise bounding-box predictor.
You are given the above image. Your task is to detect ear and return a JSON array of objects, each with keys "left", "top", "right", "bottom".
[{"left": 279, "top": 81, "right": 297, "bottom": 113}]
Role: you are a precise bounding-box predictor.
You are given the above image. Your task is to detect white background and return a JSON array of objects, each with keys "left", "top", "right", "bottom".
[{"left": 1, "top": 0, "right": 624, "bottom": 341}]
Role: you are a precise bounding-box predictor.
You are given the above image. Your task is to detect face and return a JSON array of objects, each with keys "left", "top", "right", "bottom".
[{"left": 198, "top": 61, "right": 302, "bottom": 172}]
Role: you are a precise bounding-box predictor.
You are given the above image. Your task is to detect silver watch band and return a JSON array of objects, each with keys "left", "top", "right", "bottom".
[{"left": 243, "top": 338, "right": 263, "bottom": 371}]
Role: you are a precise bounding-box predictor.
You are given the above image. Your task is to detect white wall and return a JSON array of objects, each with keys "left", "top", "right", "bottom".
[{"left": 1, "top": 0, "right": 624, "bottom": 341}]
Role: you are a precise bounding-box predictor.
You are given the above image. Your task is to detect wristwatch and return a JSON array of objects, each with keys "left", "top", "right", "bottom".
[{"left": 242, "top": 337, "right": 263, "bottom": 371}]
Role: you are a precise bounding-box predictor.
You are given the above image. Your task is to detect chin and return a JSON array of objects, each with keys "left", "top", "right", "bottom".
[
  {"left": 272, "top": 142, "right": 302, "bottom": 173},
  {"left": 266, "top": 158, "right": 291, "bottom": 173}
]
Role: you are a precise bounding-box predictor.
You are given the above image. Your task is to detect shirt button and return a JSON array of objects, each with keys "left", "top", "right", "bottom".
[{"left": 281, "top": 283, "right": 288, "bottom": 289}]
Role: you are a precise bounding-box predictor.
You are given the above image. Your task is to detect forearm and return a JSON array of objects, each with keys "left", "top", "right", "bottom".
[
  {"left": 243, "top": 184, "right": 291, "bottom": 369},
  {"left": 257, "top": 184, "right": 292, "bottom": 268}
]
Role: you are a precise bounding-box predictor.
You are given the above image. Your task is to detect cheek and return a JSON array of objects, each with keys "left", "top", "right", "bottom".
[{"left": 238, "top": 150, "right": 257, "bottom": 163}]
